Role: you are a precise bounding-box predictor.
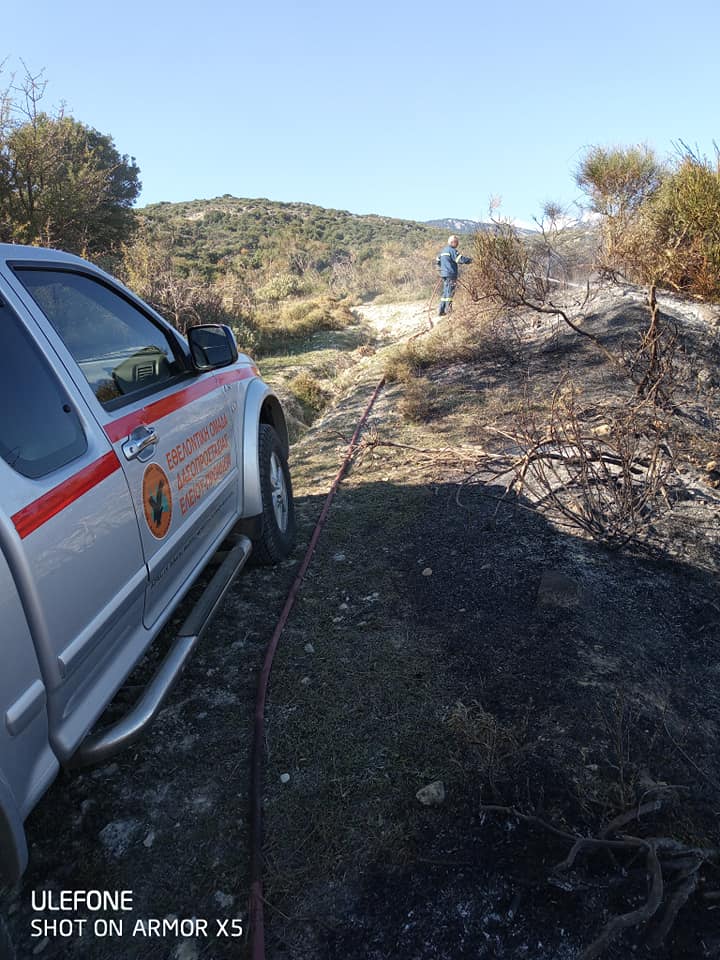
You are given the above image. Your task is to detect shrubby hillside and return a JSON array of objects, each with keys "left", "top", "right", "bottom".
[
  {"left": 121, "top": 197, "right": 447, "bottom": 356},
  {"left": 139, "top": 196, "right": 443, "bottom": 280}
]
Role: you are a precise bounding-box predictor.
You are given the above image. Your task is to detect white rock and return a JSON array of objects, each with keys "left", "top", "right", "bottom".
[
  {"left": 99, "top": 819, "right": 141, "bottom": 858},
  {"left": 304, "top": 643, "right": 315, "bottom": 653},
  {"left": 416, "top": 781, "right": 446, "bottom": 806},
  {"left": 280, "top": 773, "right": 291, "bottom": 784},
  {"left": 421, "top": 567, "right": 433, "bottom": 577}
]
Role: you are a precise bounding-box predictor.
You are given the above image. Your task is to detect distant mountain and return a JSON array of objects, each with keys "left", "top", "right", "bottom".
[
  {"left": 424, "top": 218, "right": 491, "bottom": 234},
  {"left": 425, "top": 217, "right": 541, "bottom": 237}
]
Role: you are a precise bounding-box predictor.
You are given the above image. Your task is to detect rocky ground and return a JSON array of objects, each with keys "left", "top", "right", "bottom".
[{"left": 2, "top": 285, "right": 719, "bottom": 960}]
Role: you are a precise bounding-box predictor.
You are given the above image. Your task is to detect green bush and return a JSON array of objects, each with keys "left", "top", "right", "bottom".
[
  {"left": 288, "top": 371, "right": 330, "bottom": 420},
  {"left": 577, "top": 143, "right": 720, "bottom": 299},
  {"left": 641, "top": 153, "right": 720, "bottom": 298},
  {"left": 256, "top": 272, "right": 307, "bottom": 301},
  {"left": 231, "top": 321, "right": 260, "bottom": 356},
  {"left": 255, "top": 298, "right": 354, "bottom": 353}
]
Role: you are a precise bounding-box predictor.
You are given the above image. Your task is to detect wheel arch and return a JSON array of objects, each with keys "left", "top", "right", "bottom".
[{"left": 241, "top": 382, "right": 289, "bottom": 519}]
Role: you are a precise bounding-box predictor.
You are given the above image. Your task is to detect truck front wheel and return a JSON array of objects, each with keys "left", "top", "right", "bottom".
[{"left": 253, "top": 424, "right": 296, "bottom": 564}]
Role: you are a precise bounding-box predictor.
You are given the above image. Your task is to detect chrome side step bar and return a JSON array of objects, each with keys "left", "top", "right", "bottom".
[{"left": 70, "top": 535, "right": 252, "bottom": 768}]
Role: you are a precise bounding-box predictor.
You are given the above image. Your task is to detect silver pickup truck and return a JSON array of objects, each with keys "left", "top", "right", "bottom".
[{"left": 0, "top": 243, "right": 295, "bottom": 883}]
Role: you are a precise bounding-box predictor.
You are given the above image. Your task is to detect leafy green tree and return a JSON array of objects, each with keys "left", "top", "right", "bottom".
[
  {"left": 578, "top": 142, "right": 720, "bottom": 300},
  {"left": 639, "top": 150, "right": 720, "bottom": 298},
  {"left": 0, "top": 68, "right": 140, "bottom": 256},
  {"left": 575, "top": 145, "right": 665, "bottom": 275}
]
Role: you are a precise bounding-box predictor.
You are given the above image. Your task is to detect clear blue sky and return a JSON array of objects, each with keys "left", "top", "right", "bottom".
[{"left": 5, "top": 0, "right": 719, "bottom": 226}]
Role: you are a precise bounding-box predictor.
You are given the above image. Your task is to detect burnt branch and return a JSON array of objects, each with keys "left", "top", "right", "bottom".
[{"left": 481, "top": 803, "right": 719, "bottom": 958}]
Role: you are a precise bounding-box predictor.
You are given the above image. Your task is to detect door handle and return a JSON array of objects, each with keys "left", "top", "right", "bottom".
[{"left": 122, "top": 425, "right": 159, "bottom": 461}]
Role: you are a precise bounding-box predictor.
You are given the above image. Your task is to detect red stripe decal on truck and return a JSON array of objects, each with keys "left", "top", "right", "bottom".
[
  {"left": 11, "top": 367, "right": 259, "bottom": 539},
  {"left": 11, "top": 451, "right": 122, "bottom": 540},
  {"left": 104, "top": 367, "right": 257, "bottom": 443}
]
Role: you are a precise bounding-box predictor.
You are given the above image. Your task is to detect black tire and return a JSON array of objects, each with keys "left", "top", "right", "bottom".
[{"left": 252, "top": 424, "right": 296, "bottom": 565}]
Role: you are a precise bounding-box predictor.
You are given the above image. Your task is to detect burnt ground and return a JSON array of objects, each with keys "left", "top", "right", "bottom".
[{"left": 2, "top": 285, "right": 720, "bottom": 960}]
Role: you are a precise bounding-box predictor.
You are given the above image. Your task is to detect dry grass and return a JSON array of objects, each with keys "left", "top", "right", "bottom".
[
  {"left": 255, "top": 298, "right": 355, "bottom": 354},
  {"left": 447, "top": 700, "right": 528, "bottom": 798},
  {"left": 383, "top": 305, "right": 521, "bottom": 384},
  {"left": 396, "top": 374, "right": 434, "bottom": 423}
]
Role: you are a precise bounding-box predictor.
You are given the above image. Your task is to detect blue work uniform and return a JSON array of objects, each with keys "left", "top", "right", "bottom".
[{"left": 437, "top": 244, "right": 472, "bottom": 315}]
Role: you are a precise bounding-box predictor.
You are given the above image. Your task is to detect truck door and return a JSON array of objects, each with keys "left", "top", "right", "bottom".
[
  {"left": 0, "top": 292, "right": 147, "bottom": 761},
  {"left": 11, "top": 266, "right": 242, "bottom": 629}
]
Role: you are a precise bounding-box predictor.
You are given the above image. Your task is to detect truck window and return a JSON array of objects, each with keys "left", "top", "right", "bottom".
[
  {"left": 0, "top": 299, "right": 87, "bottom": 479},
  {"left": 14, "top": 269, "right": 184, "bottom": 408}
]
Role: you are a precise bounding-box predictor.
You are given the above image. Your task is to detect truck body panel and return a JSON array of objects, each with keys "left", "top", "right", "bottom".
[{"left": 0, "top": 242, "right": 293, "bottom": 883}]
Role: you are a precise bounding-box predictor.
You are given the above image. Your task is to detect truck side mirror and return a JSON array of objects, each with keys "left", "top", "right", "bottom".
[{"left": 186, "top": 324, "right": 239, "bottom": 371}]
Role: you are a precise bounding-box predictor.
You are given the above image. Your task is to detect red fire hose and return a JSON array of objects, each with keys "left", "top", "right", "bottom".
[{"left": 248, "top": 376, "right": 386, "bottom": 959}]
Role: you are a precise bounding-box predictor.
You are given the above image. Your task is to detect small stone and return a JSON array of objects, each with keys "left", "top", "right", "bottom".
[
  {"left": 143, "top": 830, "right": 155, "bottom": 848},
  {"left": 593, "top": 423, "right": 612, "bottom": 438},
  {"left": 416, "top": 781, "right": 446, "bottom": 806},
  {"left": 300, "top": 676, "right": 311, "bottom": 685},
  {"left": 280, "top": 773, "right": 291, "bottom": 784},
  {"left": 304, "top": 643, "right": 315, "bottom": 654},
  {"left": 706, "top": 460, "right": 718, "bottom": 472},
  {"left": 99, "top": 819, "right": 141, "bottom": 858},
  {"left": 421, "top": 567, "right": 433, "bottom": 577},
  {"left": 339, "top": 602, "right": 349, "bottom": 611}
]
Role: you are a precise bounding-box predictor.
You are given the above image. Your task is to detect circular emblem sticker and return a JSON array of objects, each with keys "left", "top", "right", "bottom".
[{"left": 142, "top": 463, "right": 172, "bottom": 539}]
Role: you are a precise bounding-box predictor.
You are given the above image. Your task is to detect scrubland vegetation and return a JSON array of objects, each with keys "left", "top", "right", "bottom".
[
  {"left": 3, "top": 63, "right": 719, "bottom": 459},
  {"left": 3, "top": 64, "right": 720, "bottom": 960}
]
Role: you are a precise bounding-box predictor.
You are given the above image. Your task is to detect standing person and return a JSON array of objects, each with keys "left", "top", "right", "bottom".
[{"left": 437, "top": 235, "right": 472, "bottom": 317}]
